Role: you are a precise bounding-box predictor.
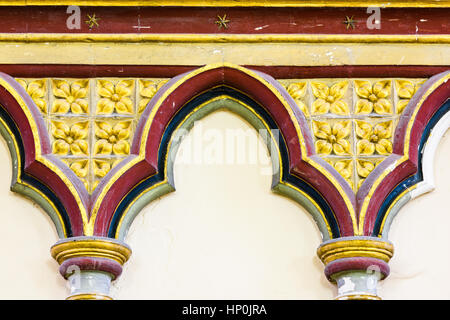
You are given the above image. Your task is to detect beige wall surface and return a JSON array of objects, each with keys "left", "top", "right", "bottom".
[
  {"left": 0, "top": 110, "right": 448, "bottom": 299},
  {"left": 0, "top": 138, "right": 66, "bottom": 299}
]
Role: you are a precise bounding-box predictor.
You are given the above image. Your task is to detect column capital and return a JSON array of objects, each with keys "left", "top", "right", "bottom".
[
  {"left": 51, "top": 236, "right": 131, "bottom": 264},
  {"left": 317, "top": 236, "right": 394, "bottom": 300},
  {"left": 51, "top": 237, "right": 132, "bottom": 300}
]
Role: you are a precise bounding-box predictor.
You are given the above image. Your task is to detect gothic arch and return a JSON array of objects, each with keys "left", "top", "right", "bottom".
[{"left": 100, "top": 63, "right": 358, "bottom": 241}]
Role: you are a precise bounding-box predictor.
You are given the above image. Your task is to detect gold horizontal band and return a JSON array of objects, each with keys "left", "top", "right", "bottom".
[
  {"left": 66, "top": 293, "right": 113, "bottom": 300},
  {"left": 336, "top": 294, "right": 381, "bottom": 300},
  {"left": 1, "top": 33, "right": 450, "bottom": 44},
  {"left": 1, "top": 42, "right": 448, "bottom": 66},
  {"left": 51, "top": 239, "right": 132, "bottom": 265},
  {"left": 317, "top": 239, "right": 394, "bottom": 265},
  {"left": 0, "top": 1, "right": 448, "bottom": 7}
]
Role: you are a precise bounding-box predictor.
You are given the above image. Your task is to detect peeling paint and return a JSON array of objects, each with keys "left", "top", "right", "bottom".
[
  {"left": 339, "top": 277, "right": 356, "bottom": 293},
  {"left": 254, "top": 25, "right": 269, "bottom": 31}
]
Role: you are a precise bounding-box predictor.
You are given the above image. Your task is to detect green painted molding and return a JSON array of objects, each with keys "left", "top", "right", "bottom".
[{"left": 0, "top": 115, "right": 65, "bottom": 238}]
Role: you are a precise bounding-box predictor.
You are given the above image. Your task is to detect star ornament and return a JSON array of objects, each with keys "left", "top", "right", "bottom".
[
  {"left": 215, "top": 14, "right": 230, "bottom": 29},
  {"left": 86, "top": 13, "right": 100, "bottom": 29},
  {"left": 343, "top": 15, "right": 356, "bottom": 30}
]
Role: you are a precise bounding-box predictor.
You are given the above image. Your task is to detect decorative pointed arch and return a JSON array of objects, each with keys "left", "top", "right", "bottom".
[
  {"left": 90, "top": 63, "right": 357, "bottom": 240},
  {"left": 0, "top": 64, "right": 448, "bottom": 246}
]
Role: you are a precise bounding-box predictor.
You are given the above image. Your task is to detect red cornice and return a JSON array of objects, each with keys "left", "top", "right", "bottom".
[{"left": 0, "top": 7, "right": 448, "bottom": 35}]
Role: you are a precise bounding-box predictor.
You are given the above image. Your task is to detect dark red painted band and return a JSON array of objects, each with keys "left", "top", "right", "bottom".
[
  {"left": 324, "top": 257, "right": 390, "bottom": 281},
  {"left": 0, "top": 64, "right": 448, "bottom": 79},
  {"left": 59, "top": 257, "right": 123, "bottom": 280},
  {"left": 0, "top": 7, "right": 448, "bottom": 35}
]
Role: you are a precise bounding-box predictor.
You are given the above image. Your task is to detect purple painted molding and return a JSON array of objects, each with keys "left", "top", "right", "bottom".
[
  {"left": 59, "top": 257, "right": 123, "bottom": 280},
  {"left": 324, "top": 257, "right": 390, "bottom": 282}
]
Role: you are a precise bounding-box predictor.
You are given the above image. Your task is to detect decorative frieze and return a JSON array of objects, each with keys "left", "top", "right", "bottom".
[{"left": 16, "top": 76, "right": 427, "bottom": 194}]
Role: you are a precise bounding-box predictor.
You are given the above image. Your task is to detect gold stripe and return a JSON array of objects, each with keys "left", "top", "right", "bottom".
[
  {"left": 336, "top": 294, "right": 381, "bottom": 300},
  {"left": 51, "top": 239, "right": 132, "bottom": 265},
  {"left": 66, "top": 293, "right": 113, "bottom": 300},
  {"left": 317, "top": 239, "right": 394, "bottom": 265},
  {"left": 0, "top": 0, "right": 448, "bottom": 7},
  {"left": 1, "top": 33, "right": 450, "bottom": 44}
]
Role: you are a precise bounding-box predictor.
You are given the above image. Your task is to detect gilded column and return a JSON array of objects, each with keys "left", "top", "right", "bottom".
[
  {"left": 317, "top": 237, "right": 394, "bottom": 300},
  {"left": 51, "top": 237, "right": 132, "bottom": 300}
]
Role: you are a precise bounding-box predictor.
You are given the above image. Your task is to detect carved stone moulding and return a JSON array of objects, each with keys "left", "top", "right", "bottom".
[{"left": 0, "top": 63, "right": 448, "bottom": 299}]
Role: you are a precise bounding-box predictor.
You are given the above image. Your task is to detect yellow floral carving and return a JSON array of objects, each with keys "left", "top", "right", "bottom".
[
  {"left": 356, "top": 159, "right": 376, "bottom": 179},
  {"left": 356, "top": 159, "right": 384, "bottom": 189},
  {"left": 97, "top": 79, "right": 134, "bottom": 114},
  {"left": 92, "top": 159, "right": 121, "bottom": 191},
  {"left": 138, "top": 79, "right": 168, "bottom": 113},
  {"left": 285, "top": 82, "right": 309, "bottom": 117},
  {"left": 311, "top": 81, "right": 349, "bottom": 115},
  {"left": 356, "top": 121, "right": 393, "bottom": 155},
  {"left": 313, "top": 120, "right": 351, "bottom": 155},
  {"left": 52, "top": 79, "right": 89, "bottom": 114},
  {"left": 69, "top": 159, "right": 89, "bottom": 178},
  {"left": 65, "top": 160, "right": 89, "bottom": 190},
  {"left": 94, "top": 159, "right": 112, "bottom": 178},
  {"left": 355, "top": 80, "right": 392, "bottom": 114},
  {"left": 334, "top": 159, "right": 353, "bottom": 181},
  {"left": 94, "top": 121, "right": 131, "bottom": 155},
  {"left": 17, "top": 79, "right": 47, "bottom": 114},
  {"left": 325, "top": 158, "right": 354, "bottom": 190},
  {"left": 51, "top": 121, "right": 89, "bottom": 156},
  {"left": 395, "top": 79, "right": 426, "bottom": 114}
]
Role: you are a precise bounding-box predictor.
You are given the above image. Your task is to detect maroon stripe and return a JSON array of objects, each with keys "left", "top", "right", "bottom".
[
  {"left": 0, "top": 64, "right": 448, "bottom": 79},
  {"left": 0, "top": 7, "right": 448, "bottom": 35},
  {"left": 59, "top": 257, "right": 123, "bottom": 280},
  {"left": 324, "top": 257, "right": 390, "bottom": 281}
]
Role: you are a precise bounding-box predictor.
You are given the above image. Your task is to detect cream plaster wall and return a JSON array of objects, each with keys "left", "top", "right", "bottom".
[
  {"left": 0, "top": 137, "right": 66, "bottom": 299},
  {"left": 0, "top": 110, "right": 449, "bottom": 299},
  {"left": 379, "top": 129, "right": 450, "bottom": 299}
]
